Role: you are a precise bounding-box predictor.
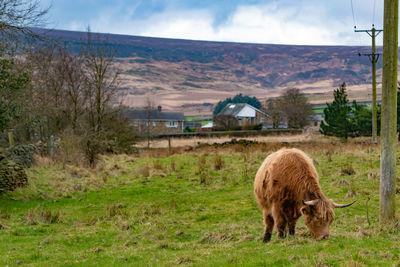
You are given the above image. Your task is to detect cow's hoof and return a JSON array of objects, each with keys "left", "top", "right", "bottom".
[
  {"left": 263, "top": 233, "right": 271, "bottom": 243},
  {"left": 278, "top": 232, "right": 286, "bottom": 238}
]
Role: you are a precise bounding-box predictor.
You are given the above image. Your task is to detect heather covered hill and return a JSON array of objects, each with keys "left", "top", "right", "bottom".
[{"left": 35, "top": 28, "right": 381, "bottom": 112}]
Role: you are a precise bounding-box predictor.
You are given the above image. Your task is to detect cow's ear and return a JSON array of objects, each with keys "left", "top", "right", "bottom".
[{"left": 301, "top": 206, "right": 309, "bottom": 215}]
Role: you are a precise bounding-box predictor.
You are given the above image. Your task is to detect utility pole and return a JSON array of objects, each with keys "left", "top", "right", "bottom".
[
  {"left": 380, "top": 0, "right": 398, "bottom": 224},
  {"left": 355, "top": 26, "right": 383, "bottom": 143}
]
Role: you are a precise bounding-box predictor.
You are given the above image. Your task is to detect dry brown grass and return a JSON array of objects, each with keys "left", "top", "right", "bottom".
[
  {"left": 25, "top": 208, "right": 63, "bottom": 225},
  {"left": 213, "top": 154, "right": 224, "bottom": 170},
  {"left": 197, "top": 155, "right": 207, "bottom": 184},
  {"left": 135, "top": 133, "right": 314, "bottom": 149},
  {"left": 136, "top": 165, "right": 150, "bottom": 178},
  {"left": 341, "top": 165, "right": 356, "bottom": 176},
  {"left": 108, "top": 203, "right": 128, "bottom": 219},
  {"left": 135, "top": 135, "right": 380, "bottom": 161}
]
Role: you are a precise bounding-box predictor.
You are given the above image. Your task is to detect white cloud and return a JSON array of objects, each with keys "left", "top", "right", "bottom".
[
  {"left": 63, "top": 2, "right": 382, "bottom": 46},
  {"left": 137, "top": 4, "right": 358, "bottom": 45}
]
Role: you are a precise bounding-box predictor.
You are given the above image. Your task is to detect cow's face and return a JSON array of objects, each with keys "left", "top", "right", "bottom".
[
  {"left": 301, "top": 199, "right": 334, "bottom": 240},
  {"left": 301, "top": 198, "right": 356, "bottom": 240}
]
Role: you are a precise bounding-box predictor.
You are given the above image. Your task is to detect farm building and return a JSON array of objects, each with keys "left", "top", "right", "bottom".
[
  {"left": 123, "top": 106, "right": 184, "bottom": 135},
  {"left": 217, "top": 103, "right": 269, "bottom": 126}
]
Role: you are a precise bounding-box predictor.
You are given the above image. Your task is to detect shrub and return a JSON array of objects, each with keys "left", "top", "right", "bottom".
[
  {"left": 57, "top": 130, "right": 84, "bottom": 166},
  {"left": 6, "top": 144, "right": 36, "bottom": 167},
  {"left": 184, "top": 127, "right": 195, "bottom": 133},
  {"left": 214, "top": 114, "right": 240, "bottom": 131},
  {"left": 241, "top": 124, "right": 263, "bottom": 131}
]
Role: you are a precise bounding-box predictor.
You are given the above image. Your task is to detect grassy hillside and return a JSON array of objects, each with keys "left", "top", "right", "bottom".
[
  {"left": 35, "top": 29, "right": 381, "bottom": 113},
  {"left": 0, "top": 139, "right": 398, "bottom": 266}
]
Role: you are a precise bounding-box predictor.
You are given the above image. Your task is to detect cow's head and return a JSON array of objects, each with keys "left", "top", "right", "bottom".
[{"left": 301, "top": 199, "right": 355, "bottom": 240}]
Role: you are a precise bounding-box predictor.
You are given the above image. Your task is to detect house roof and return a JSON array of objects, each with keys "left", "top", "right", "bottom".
[
  {"left": 218, "top": 103, "right": 268, "bottom": 117},
  {"left": 201, "top": 122, "right": 214, "bottom": 128},
  {"left": 122, "top": 109, "right": 184, "bottom": 121}
]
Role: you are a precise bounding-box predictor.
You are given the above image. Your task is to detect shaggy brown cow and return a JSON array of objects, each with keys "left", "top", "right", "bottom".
[{"left": 254, "top": 148, "right": 355, "bottom": 242}]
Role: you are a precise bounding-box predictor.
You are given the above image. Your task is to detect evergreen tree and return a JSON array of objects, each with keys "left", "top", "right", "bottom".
[
  {"left": 351, "top": 101, "right": 381, "bottom": 136},
  {"left": 320, "top": 83, "right": 355, "bottom": 139}
]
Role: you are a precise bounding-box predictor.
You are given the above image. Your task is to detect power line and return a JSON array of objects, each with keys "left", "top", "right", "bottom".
[
  {"left": 355, "top": 27, "right": 383, "bottom": 143},
  {"left": 373, "top": 0, "right": 377, "bottom": 26},
  {"left": 350, "top": 0, "right": 357, "bottom": 27}
]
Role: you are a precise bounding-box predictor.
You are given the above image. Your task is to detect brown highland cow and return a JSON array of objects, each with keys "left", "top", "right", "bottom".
[{"left": 254, "top": 148, "right": 355, "bottom": 242}]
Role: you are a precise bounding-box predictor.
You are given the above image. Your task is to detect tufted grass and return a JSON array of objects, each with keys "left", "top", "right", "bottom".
[{"left": 0, "top": 140, "right": 399, "bottom": 266}]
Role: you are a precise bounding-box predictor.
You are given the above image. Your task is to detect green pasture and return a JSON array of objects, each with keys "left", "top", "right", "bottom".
[{"left": 0, "top": 141, "right": 399, "bottom": 266}]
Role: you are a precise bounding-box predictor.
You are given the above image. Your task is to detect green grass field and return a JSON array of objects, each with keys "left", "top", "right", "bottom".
[{"left": 0, "top": 140, "right": 399, "bottom": 266}]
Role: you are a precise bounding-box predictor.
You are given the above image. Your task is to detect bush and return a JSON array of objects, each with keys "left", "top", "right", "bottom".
[
  {"left": 0, "top": 153, "right": 28, "bottom": 192},
  {"left": 104, "top": 117, "right": 138, "bottom": 154},
  {"left": 252, "top": 124, "right": 263, "bottom": 130},
  {"left": 214, "top": 114, "right": 240, "bottom": 131},
  {"left": 6, "top": 144, "right": 36, "bottom": 168},
  {"left": 57, "top": 130, "right": 85, "bottom": 166},
  {"left": 241, "top": 124, "right": 263, "bottom": 131},
  {"left": 184, "top": 127, "right": 195, "bottom": 133}
]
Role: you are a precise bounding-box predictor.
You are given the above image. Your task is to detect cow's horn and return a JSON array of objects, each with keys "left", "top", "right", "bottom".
[
  {"left": 332, "top": 200, "right": 356, "bottom": 208},
  {"left": 303, "top": 200, "right": 317, "bottom": 206}
]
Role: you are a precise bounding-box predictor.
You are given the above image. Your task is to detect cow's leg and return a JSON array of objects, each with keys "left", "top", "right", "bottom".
[
  {"left": 275, "top": 215, "right": 287, "bottom": 238},
  {"left": 263, "top": 209, "right": 274, "bottom": 243},
  {"left": 287, "top": 208, "right": 300, "bottom": 236},
  {"left": 288, "top": 217, "right": 299, "bottom": 236}
]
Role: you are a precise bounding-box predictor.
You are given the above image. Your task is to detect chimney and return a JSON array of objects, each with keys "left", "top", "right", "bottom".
[{"left": 157, "top": 105, "right": 162, "bottom": 112}]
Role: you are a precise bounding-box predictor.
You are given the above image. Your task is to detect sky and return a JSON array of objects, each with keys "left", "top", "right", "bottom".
[{"left": 40, "top": 0, "right": 386, "bottom": 46}]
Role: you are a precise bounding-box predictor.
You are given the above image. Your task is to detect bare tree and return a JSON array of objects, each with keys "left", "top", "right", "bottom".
[
  {"left": 264, "top": 98, "right": 284, "bottom": 129},
  {"left": 26, "top": 45, "right": 68, "bottom": 140},
  {"left": 279, "top": 88, "right": 313, "bottom": 129},
  {"left": 60, "top": 49, "right": 86, "bottom": 131},
  {"left": 0, "top": 0, "right": 48, "bottom": 35},
  {"left": 82, "top": 30, "right": 119, "bottom": 133}
]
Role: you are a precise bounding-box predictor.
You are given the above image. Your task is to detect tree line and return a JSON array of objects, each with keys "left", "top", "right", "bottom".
[
  {"left": 1, "top": 31, "right": 136, "bottom": 166},
  {"left": 320, "top": 82, "right": 389, "bottom": 140}
]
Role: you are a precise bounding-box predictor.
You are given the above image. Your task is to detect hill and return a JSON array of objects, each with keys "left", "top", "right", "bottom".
[{"left": 37, "top": 29, "right": 380, "bottom": 113}]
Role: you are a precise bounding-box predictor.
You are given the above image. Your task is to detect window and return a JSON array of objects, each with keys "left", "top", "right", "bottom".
[
  {"left": 166, "top": 121, "right": 178, "bottom": 127},
  {"left": 133, "top": 120, "right": 139, "bottom": 127},
  {"left": 153, "top": 121, "right": 157, "bottom": 126},
  {"left": 145, "top": 121, "right": 150, "bottom": 126}
]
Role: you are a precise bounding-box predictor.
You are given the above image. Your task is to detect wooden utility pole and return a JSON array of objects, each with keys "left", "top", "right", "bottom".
[
  {"left": 355, "top": 26, "right": 383, "bottom": 143},
  {"left": 380, "top": 0, "right": 398, "bottom": 223}
]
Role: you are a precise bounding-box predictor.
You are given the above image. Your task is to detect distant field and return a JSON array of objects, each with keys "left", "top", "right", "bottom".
[
  {"left": 313, "top": 108, "right": 324, "bottom": 114},
  {"left": 0, "top": 138, "right": 398, "bottom": 266}
]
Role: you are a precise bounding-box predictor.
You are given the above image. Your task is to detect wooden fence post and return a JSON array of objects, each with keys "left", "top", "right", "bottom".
[{"left": 8, "top": 131, "right": 14, "bottom": 148}]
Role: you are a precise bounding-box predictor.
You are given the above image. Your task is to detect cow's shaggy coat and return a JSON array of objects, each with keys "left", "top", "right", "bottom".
[{"left": 254, "top": 148, "right": 353, "bottom": 242}]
